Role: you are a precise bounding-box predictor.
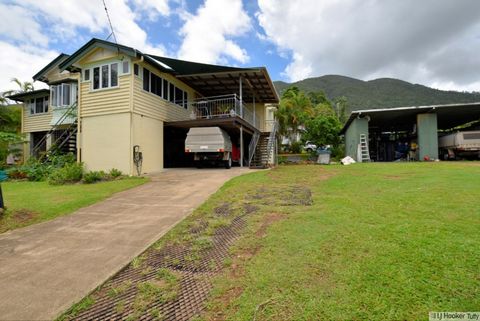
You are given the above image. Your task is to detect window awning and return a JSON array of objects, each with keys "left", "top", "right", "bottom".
[{"left": 6, "top": 89, "right": 50, "bottom": 102}]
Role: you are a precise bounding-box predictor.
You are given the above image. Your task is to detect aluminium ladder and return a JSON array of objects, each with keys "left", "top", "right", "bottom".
[{"left": 359, "top": 134, "right": 370, "bottom": 162}]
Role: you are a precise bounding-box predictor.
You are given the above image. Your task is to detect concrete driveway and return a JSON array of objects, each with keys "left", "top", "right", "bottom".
[{"left": 0, "top": 168, "right": 252, "bottom": 320}]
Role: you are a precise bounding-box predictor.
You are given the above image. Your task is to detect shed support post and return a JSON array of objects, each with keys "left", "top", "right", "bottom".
[
  {"left": 417, "top": 113, "right": 438, "bottom": 160},
  {"left": 240, "top": 125, "right": 244, "bottom": 167}
]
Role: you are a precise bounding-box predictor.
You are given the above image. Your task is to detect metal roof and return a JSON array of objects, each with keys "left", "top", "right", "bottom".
[
  {"left": 340, "top": 102, "right": 480, "bottom": 134},
  {"left": 50, "top": 38, "right": 279, "bottom": 104},
  {"left": 33, "top": 53, "right": 70, "bottom": 81},
  {"left": 6, "top": 89, "right": 50, "bottom": 102}
]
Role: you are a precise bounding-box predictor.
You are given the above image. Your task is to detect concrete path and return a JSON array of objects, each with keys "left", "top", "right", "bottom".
[{"left": 0, "top": 168, "right": 252, "bottom": 320}]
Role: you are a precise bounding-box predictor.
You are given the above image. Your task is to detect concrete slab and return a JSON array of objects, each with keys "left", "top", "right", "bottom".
[{"left": 0, "top": 168, "right": 253, "bottom": 320}]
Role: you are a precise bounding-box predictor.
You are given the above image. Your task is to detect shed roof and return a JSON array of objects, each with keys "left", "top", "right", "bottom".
[{"left": 340, "top": 102, "right": 480, "bottom": 134}]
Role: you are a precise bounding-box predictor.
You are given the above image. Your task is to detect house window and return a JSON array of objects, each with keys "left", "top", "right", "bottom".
[
  {"left": 84, "top": 69, "right": 90, "bottom": 81},
  {"left": 141, "top": 66, "right": 188, "bottom": 107},
  {"left": 143, "top": 68, "right": 150, "bottom": 91},
  {"left": 175, "top": 87, "right": 183, "bottom": 105},
  {"left": 50, "top": 83, "right": 77, "bottom": 107},
  {"left": 162, "top": 79, "right": 169, "bottom": 100},
  {"left": 111, "top": 63, "right": 118, "bottom": 87},
  {"left": 134, "top": 64, "right": 139, "bottom": 76},
  {"left": 183, "top": 92, "right": 188, "bottom": 109},
  {"left": 169, "top": 83, "right": 175, "bottom": 103},
  {"left": 91, "top": 63, "right": 118, "bottom": 90},
  {"left": 122, "top": 61, "right": 129, "bottom": 74},
  {"left": 29, "top": 96, "right": 49, "bottom": 115},
  {"left": 93, "top": 67, "right": 100, "bottom": 89}
]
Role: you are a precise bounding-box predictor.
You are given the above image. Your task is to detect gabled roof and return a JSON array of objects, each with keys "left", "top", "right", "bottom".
[
  {"left": 58, "top": 38, "right": 138, "bottom": 72},
  {"left": 54, "top": 38, "right": 279, "bottom": 103},
  {"left": 33, "top": 53, "right": 70, "bottom": 81}
]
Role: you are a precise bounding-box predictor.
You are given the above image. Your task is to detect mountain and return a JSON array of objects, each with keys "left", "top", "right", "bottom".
[{"left": 273, "top": 75, "right": 480, "bottom": 113}]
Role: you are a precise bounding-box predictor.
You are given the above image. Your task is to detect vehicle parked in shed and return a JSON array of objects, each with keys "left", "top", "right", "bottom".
[
  {"left": 438, "top": 130, "right": 480, "bottom": 160},
  {"left": 185, "top": 127, "right": 239, "bottom": 169}
]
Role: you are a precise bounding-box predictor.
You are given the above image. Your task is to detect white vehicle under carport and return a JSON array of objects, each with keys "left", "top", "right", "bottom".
[
  {"left": 185, "top": 127, "right": 238, "bottom": 169},
  {"left": 438, "top": 130, "right": 480, "bottom": 160}
]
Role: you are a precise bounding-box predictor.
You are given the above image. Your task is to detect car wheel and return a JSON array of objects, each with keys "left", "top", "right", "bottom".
[{"left": 225, "top": 154, "right": 232, "bottom": 169}]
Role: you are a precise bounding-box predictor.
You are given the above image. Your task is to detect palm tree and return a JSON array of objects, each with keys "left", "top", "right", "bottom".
[
  {"left": 11, "top": 78, "right": 34, "bottom": 93},
  {"left": 0, "top": 78, "right": 35, "bottom": 106},
  {"left": 276, "top": 87, "right": 313, "bottom": 141}
]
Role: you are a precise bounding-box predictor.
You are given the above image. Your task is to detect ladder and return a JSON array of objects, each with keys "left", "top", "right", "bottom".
[{"left": 359, "top": 134, "right": 370, "bottom": 162}]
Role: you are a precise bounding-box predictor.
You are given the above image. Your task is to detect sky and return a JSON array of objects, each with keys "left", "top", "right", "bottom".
[{"left": 1, "top": 0, "right": 480, "bottom": 92}]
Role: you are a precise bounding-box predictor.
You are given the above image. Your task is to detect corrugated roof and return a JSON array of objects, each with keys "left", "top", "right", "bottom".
[{"left": 340, "top": 102, "right": 480, "bottom": 134}]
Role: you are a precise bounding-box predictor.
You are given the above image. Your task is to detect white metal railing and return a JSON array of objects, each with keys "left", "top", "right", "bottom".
[{"left": 190, "top": 94, "right": 260, "bottom": 129}]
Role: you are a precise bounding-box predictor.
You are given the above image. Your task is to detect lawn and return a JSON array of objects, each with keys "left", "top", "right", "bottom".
[
  {"left": 0, "top": 177, "right": 148, "bottom": 233},
  {"left": 58, "top": 163, "right": 480, "bottom": 321},
  {"left": 204, "top": 163, "right": 480, "bottom": 321}
]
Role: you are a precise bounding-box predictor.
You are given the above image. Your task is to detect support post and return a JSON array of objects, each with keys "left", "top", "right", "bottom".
[
  {"left": 239, "top": 76, "right": 243, "bottom": 117},
  {"left": 253, "top": 95, "right": 256, "bottom": 128},
  {"left": 240, "top": 125, "right": 244, "bottom": 167},
  {"left": 417, "top": 113, "right": 438, "bottom": 160}
]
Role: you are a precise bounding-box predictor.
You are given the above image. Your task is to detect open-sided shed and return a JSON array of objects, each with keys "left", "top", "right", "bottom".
[{"left": 340, "top": 102, "right": 480, "bottom": 161}]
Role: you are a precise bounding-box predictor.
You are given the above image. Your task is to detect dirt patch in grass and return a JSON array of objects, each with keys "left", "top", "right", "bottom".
[
  {"left": 0, "top": 209, "right": 38, "bottom": 233},
  {"left": 255, "top": 213, "right": 286, "bottom": 238},
  {"left": 250, "top": 185, "right": 313, "bottom": 206},
  {"left": 214, "top": 202, "right": 232, "bottom": 217},
  {"left": 204, "top": 212, "right": 287, "bottom": 321}
]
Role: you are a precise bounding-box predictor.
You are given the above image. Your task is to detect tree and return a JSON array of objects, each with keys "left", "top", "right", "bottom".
[
  {"left": 303, "top": 114, "right": 342, "bottom": 147},
  {"left": 276, "top": 87, "right": 313, "bottom": 142},
  {"left": 333, "top": 96, "right": 348, "bottom": 124},
  {"left": 10, "top": 78, "right": 34, "bottom": 94}
]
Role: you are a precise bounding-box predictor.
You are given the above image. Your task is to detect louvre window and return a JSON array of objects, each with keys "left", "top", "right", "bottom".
[{"left": 142, "top": 66, "right": 188, "bottom": 108}]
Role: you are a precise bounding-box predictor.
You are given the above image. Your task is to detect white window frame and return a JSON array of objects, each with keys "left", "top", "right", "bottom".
[
  {"left": 50, "top": 83, "right": 77, "bottom": 108},
  {"left": 90, "top": 62, "right": 119, "bottom": 91},
  {"left": 28, "top": 96, "right": 49, "bottom": 115},
  {"left": 121, "top": 60, "right": 130, "bottom": 75}
]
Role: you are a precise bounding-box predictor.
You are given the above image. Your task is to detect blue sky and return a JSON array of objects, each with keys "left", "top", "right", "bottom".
[{"left": 1, "top": 0, "right": 480, "bottom": 92}]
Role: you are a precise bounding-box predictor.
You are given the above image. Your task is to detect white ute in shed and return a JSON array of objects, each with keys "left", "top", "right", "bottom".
[
  {"left": 185, "top": 127, "right": 238, "bottom": 169},
  {"left": 438, "top": 130, "right": 480, "bottom": 159}
]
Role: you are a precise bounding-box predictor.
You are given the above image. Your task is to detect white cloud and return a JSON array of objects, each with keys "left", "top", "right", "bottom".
[
  {"left": 0, "top": 41, "right": 58, "bottom": 91},
  {"left": 131, "top": 0, "right": 170, "bottom": 21},
  {"left": 8, "top": 0, "right": 169, "bottom": 53},
  {"left": 0, "top": 0, "right": 171, "bottom": 91},
  {"left": 0, "top": 4, "right": 49, "bottom": 46},
  {"left": 257, "top": 0, "right": 480, "bottom": 91},
  {"left": 177, "top": 0, "right": 251, "bottom": 64}
]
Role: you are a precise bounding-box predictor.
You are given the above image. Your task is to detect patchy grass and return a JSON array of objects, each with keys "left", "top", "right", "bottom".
[
  {"left": 203, "top": 163, "right": 480, "bottom": 321},
  {"left": 0, "top": 178, "right": 147, "bottom": 233},
  {"left": 57, "top": 163, "right": 480, "bottom": 321}
]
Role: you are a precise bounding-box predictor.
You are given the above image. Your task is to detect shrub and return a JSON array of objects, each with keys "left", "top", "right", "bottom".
[
  {"left": 22, "top": 159, "right": 52, "bottom": 181},
  {"left": 290, "top": 141, "right": 303, "bottom": 154},
  {"left": 6, "top": 168, "right": 28, "bottom": 180},
  {"left": 83, "top": 171, "right": 105, "bottom": 184},
  {"left": 109, "top": 168, "right": 122, "bottom": 178},
  {"left": 48, "top": 162, "right": 84, "bottom": 185}
]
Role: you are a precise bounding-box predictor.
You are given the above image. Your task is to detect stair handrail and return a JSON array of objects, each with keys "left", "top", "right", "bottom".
[
  {"left": 248, "top": 131, "right": 260, "bottom": 166},
  {"left": 31, "top": 101, "right": 78, "bottom": 157},
  {"left": 265, "top": 120, "right": 278, "bottom": 165}
]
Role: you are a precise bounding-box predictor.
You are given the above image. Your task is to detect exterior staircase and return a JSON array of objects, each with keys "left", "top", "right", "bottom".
[
  {"left": 249, "top": 121, "right": 278, "bottom": 169},
  {"left": 249, "top": 133, "right": 271, "bottom": 168},
  {"left": 31, "top": 102, "right": 78, "bottom": 161}
]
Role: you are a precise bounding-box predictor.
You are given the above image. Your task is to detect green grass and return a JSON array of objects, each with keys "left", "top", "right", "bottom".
[
  {"left": 0, "top": 177, "right": 148, "bottom": 233},
  {"left": 203, "top": 163, "right": 480, "bottom": 321}
]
